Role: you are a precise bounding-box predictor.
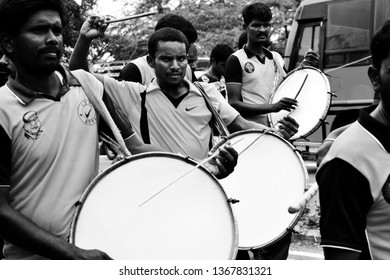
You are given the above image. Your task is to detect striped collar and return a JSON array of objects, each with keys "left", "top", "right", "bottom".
[{"left": 243, "top": 45, "right": 273, "bottom": 64}]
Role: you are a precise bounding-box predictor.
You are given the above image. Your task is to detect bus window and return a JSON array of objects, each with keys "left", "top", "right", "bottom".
[
  {"left": 294, "top": 23, "right": 321, "bottom": 68},
  {"left": 325, "top": 0, "right": 371, "bottom": 68},
  {"left": 375, "top": 0, "right": 390, "bottom": 32}
]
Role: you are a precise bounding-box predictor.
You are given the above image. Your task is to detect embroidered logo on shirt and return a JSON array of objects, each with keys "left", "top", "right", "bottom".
[
  {"left": 185, "top": 106, "right": 198, "bottom": 112},
  {"left": 78, "top": 99, "right": 97, "bottom": 126},
  {"left": 244, "top": 62, "right": 255, "bottom": 73},
  {"left": 23, "top": 111, "right": 43, "bottom": 140},
  {"left": 382, "top": 174, "right": 390, "bottom": 204}
]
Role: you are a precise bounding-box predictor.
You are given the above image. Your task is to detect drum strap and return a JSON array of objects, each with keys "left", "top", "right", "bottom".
[{"left": 193, "top": 82, "right": 230, "bottom": 138}]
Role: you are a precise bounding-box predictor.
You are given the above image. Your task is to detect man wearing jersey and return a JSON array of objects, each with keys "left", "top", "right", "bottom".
[{"left": 317, "top": 20, "right": 390, "bottom": 260}]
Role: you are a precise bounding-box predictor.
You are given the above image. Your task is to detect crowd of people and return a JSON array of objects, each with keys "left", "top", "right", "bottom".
[{"left": 0, "top": 0, "right": 389, "bottom": 260}]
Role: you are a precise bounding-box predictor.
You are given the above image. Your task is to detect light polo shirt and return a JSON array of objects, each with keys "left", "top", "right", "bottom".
[
  {"left": 225, "top": 46, "right": 284, "bottom": 125},
  {"left": 0, "top": 67, "right": 104, "bottom": 259},
  {"left": 102, "top": 77, "right": 239, "bottom": 159}
]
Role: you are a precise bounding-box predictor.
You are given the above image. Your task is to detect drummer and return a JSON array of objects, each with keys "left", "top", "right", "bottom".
[
  {"left": 224, "top": 2, "right": 319, "bottom": 260},
  {"left": 69, "top": 18, "right": 300, "bottom": 165}
]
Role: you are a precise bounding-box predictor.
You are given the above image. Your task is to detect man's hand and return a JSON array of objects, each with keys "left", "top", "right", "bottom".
[
  {"left": 204, "top": 143, "right": 238, "bottom": 179},
  {"left": 271, "top": 97, "right": 298, "bottom": 112},
  {"left": 300, "top": 49, "right": 320, "bottom": 68},
  {"left": 274, "top": 115, "right": 299, "bottom": 139},
  {"left": 80, "top": 15, "right": 109, "bottom": 41}
]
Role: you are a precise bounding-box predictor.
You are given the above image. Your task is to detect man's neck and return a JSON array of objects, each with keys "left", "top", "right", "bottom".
[
  {"left": 246, "top": 41, "right": 266, "bottom": 57},
  {"left": 158, "top": 81, "right": 189, "bottom": 99},
  {"left": 371, "top": 102, "right": 390, "bottom": 128},
  {"left": 15, "top": 70, "right": 61, "bottom": 98}
]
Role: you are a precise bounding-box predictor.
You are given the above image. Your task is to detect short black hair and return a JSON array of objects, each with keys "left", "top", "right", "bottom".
[
  {"left": 0, "top": 0, "right": 66, "bottom": 35},
  {"left": 238, "top": 32, "right": 247, "bottom": 49},
  {"left": 370, "top": 20, "right": 390, "bottom": 69},
  {"left": 155, "top": 13, "right": 198, "bottom": 44},
  {"left": 210, "top": 44, "right": 234, "bottom": 63},
  {"left": 148, "top": 27, "right": 189, "bottom": 58},
  {"left": 242, "top": 2, "right": 272, "bottom": 26}
]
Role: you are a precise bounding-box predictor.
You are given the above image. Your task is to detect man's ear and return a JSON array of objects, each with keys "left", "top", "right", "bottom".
[
  {"left": 368, "top": 65, "right": 380, "bottom": 93},
  {"left": 147, "top": 55, "right": 155, "bottom": 69},
  {"left": 0, "top": 33, "right": 14, "bottom": 54}
]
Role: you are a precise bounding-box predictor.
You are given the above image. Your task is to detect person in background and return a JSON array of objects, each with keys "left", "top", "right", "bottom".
[
  {"left": 225, "top": 2, "right": 318, "bottom": 260},
  {"left": 0, "top": 53, "right": 14, "bottom": 86},
  {"left": 187, "top": 44, "right": 198, "bottom": 81},
  {"left": 316, "top": 20, "right": 390, "bottom": 260},
  {"left": 118, "top": 13, "right": 198, "bottom": 85},
  {"left": 198, "top": 44, "right": 234, "bottom": 98}
]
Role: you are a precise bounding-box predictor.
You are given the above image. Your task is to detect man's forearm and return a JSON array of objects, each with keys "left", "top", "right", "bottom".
[{"left": 69, "top": 36, "right": 93, "bottom": 72}]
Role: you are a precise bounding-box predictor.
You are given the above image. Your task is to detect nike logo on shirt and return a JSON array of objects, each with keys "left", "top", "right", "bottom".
[{"left": 185, "top": 106, "right": 197, "bottom": 111}]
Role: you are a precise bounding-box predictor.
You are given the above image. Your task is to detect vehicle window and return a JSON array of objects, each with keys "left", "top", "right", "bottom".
[
  {"left": 325, "top": 0, "right": 371, "bottom": 68},
  {"left": 375, "top": 0, "right": 390, "bottom": 33},
  {"left": 294, "top": 24, "right": 320, "bottom": 68}
]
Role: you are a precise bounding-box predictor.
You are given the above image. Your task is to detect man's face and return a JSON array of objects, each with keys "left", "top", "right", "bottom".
[
  {"left": 213, "top": 60, "right": 227, "bottom": 77},
  {"left": 377, "top": 54, "right": 390, "bottom": 113},
  {"left": 9, "top": 9, "right": 63, "bottom": 75},
  {"left": 187, "top": 44, "right": 198, "bottom": 71},
  {"left": 246, "top": 19, "right": 271, "bottom": 45},
  {"left": 150, "top": 41, "right": 187, "bottom": 88}
]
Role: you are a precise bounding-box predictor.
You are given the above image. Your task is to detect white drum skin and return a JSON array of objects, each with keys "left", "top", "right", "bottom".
[
  {"left": 70, "top": 152, "right": 238, "bottom": 260},
  {"left": 212, "top": 130, "right": 309, "bottom": 250},
  {"left": 269, "top": 66, "right": 332, "bottom": 140}
]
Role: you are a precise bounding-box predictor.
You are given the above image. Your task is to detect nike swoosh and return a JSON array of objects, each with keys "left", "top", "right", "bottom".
[{"left": 185, "top": 106, "right": 197, "bottom": 111}]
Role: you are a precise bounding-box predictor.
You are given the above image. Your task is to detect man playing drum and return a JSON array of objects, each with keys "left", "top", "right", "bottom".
[{"left": 224, "top": 2, "right": 319, "bottom": 260}]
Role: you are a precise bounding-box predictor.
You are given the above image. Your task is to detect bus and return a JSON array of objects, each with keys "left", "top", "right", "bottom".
[{"left": 284, "top": 0, "right": 389, "bottom": 142}]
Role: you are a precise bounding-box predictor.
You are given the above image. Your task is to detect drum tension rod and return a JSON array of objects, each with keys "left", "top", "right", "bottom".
[
  {"left": 319, "top": 118, "right": 329, "bottom": 125},
  {"left": 328, "top": 91, "right": 337, "bottom": 97},
  {"left": 227, "top": 198, "right": 240, "bottom": 204}
]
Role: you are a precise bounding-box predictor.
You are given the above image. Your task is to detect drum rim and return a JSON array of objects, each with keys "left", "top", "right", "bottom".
[
  {"left": 69, "top": 151, "right": 239, "bottom": 259},
  {"left": 211, "top": 130, "right": 309, "bottom": 249},
  {"left": 268, "top": 66, "right": 333, "bottom": 140}
]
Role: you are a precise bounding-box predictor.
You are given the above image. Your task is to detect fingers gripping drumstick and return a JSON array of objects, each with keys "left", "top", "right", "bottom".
[{"left": 288, "top": 182, "right": 319, "bottom": 214}]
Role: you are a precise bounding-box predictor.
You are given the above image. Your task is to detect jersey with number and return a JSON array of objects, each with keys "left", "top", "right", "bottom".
[
  {"left": 0, "top": 67, "right": 134, "bottom": 259},
  {"left": 225, "top": 47, "right": 284, "bottom": 125},
  {"left": 317, "top": 108, "right": 390, "bottom": 259},
  {"left": 103, "top": 77, "right": 239, "bottom": 159}
]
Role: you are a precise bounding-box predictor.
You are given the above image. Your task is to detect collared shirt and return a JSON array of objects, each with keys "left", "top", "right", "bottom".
[
  {"left": 317, "top": 107, "right": 390, "bottom": 259},
  {"left": 225, "top": 46, "right": 284, "bottom": 125},
  {"left": 102, "top": 76, "right": 239, "bottom": 159}
]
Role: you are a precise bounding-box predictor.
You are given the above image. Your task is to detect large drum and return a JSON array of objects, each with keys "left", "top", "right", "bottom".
[
  {"left": 211, "top": 130, "right": 308, "bottom": 250},
  {"left": 269, "top": 66, "right": 332, "bottom": 140},
  {"left": 70, "top": 152, "right": 238, "bottom": 260}
]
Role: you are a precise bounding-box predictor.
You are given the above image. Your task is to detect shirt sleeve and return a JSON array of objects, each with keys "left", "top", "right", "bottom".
[
  {"left": 224, "top": 55, "right": 242, "bottom": 84},
  {"left": 118, "top": 62, "right": 142, "bottom": 83},
  {"left": 317, "top": 158, "right": 373, "bottom": 254},
  {"left": 0, "top": 124, "right": 11, "bottom": 186}
]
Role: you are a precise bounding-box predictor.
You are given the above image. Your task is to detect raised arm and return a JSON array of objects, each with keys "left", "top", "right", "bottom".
[{"left": 69, "top": 16, "right": 108, "bottom": 72}]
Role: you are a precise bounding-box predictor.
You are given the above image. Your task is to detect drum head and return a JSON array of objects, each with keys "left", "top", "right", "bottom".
[
  {"left": 269, "top": 67, "right": 331, "bottom": 140},
  {"left": 212, "top": 130, "right": 308, "bottom": 249},
  {"left": 70, "top": 152, "right": 238, "bottom": 260}
]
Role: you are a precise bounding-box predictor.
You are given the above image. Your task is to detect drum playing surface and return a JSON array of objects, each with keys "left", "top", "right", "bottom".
[{"left": 70, "top": 152, "right": 238, "bottom": 260}]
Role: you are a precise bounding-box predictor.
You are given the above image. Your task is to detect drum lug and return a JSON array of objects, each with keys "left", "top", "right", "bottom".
[
  {"left": 319, "top": 118, "right": 329, "bottom": 125},
  {"left": 328, "top": 91, "right": 337, "bottom": 98},
  {"left": 227, "top": 198, "right": 240, "bottom": 204}
]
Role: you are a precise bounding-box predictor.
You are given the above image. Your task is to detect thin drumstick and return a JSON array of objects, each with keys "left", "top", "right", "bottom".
[
  {"left": 288, "top": 182, "right": 319, "bottom": 214},
  {"left": 138, "top": 137, "right": 245, "bottom": 207},
  {"left": 293, "top": 72, "right": 308, "bottom": 100},
  {"left": 105, "top": 11, "right": 157, "bottom": 23}
]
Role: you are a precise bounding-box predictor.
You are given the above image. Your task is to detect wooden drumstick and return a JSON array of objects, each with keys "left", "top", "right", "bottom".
[
  {"left": 288, "top": 182, "right": 319, "bottom": 214},
  {"left": 105, "top": 11, "right": 157, "bottom": 23}
]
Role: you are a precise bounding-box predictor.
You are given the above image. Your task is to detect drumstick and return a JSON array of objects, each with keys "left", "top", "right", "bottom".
[
  {"left": 288, "top": 182, "right": 319, "bottom": 214},
  {"left": 105, "top": 11, "right": 157, "bottom": 23},
  {"left": 138, "top": 137, "right": 245, "bottom": 207},
  {"left": 293, "top": 72, "right": 308, "bottom": 100}
]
